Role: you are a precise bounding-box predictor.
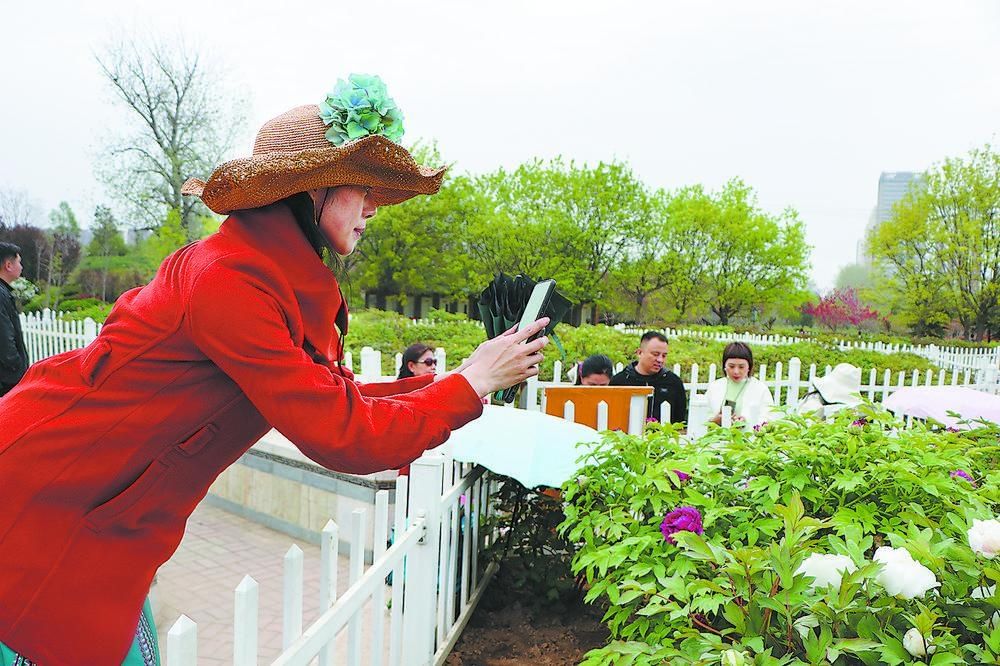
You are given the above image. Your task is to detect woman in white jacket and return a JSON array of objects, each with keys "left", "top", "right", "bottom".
[{"left": 705, "top": 342, "right": 774, "bottom": 427}]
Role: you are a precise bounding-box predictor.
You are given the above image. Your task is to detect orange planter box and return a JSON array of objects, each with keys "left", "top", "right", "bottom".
[{"left": 542, "top": 385, "right": 654, "bottom": 431}]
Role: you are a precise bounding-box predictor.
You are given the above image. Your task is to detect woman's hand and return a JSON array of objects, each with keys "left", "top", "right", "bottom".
[{"left": 459, "top": 318, "right": 550, "bottom": 397}]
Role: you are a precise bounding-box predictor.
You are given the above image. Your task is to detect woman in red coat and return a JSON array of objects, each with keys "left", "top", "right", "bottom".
[{"left": 0, "top": 75, "right": 547, "bottom": 665}]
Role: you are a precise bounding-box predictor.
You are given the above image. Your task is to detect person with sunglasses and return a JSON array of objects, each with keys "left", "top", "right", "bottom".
[{"left": 398, "top": 342, "right": 438, "bottom": 378}]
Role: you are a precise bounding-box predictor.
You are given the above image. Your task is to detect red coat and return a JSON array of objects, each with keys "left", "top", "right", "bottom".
[{"left": 0, "top": 201, "right": 483, "bottom": 665}]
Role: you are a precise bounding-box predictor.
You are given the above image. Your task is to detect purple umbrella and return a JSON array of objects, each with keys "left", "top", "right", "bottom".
[{"left": 883, "top": 386, "right": 1000, "bottom": 428}]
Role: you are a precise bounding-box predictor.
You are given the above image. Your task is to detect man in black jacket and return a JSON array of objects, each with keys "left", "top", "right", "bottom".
[
  {"left": 610, "top": 330, "right": 687, "bottom": 424},
  {"left": 0, "top": 242, "right": 28, "bottom": 396}
]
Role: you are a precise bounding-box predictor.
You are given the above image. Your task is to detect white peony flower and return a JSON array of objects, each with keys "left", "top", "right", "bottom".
[
  {"left": 968, "top": 519, "right": 1000, "bottom": 558},
  {"left": 795, "top": 553, "right": 857, "bottom": 590},
  {"left": 720, "top": 649, "right": 747, "bottom": 666},
  {"left": 873, "top": 546, "right": 940, "bottom": 599},
  {"left": 902, "top": 628, "right": 934, "bottom": 657}
]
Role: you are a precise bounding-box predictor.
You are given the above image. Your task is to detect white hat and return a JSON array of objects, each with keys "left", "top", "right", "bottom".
[{"left": 813, "top": 363, "right": 863, "bottom": 406}]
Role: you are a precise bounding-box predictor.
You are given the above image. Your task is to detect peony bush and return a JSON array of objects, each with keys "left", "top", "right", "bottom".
[{"left": 560, "top": 408, "right": 1000, "bottom": 664}]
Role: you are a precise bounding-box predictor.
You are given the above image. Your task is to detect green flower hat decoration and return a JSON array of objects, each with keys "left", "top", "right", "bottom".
[{"left": 318, "top": 73, "right": 405, "bottom": 146}]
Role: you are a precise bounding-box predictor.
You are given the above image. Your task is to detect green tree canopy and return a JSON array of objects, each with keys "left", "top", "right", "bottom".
[{"left": 867, "top": 145, "right": 1000, "bottom": 339}]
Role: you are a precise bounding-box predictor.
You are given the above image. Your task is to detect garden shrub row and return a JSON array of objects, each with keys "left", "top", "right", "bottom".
[{"left": 344, "top": 310, "right": 940, "bottom": 378}]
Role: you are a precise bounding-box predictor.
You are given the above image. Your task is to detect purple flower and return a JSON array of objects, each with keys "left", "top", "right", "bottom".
[
  {"left": 660, "top": 506, "right": 704, "bottom": 544},
  {"left": 672, "top": 469, "right": 691, "bottom": 483},
  {"left": 851, "top": 418, "right": 868, "bottom": 428},
  {"left": 951, "top": 469, "right": 977, "bottom": 487},
  {"left": 946, "top": 426, "right": 961, "bottom": 433},
  {"left": 646, "top": 417, "right": 659, "bottom": 423},
  {"left": 753, "top": 421, "right": 769, "bottom": 432}
]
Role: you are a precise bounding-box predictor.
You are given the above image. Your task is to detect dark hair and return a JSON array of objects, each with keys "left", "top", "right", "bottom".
[
  {"left": 722, "top": 342, "right": 754, "bottom": 372},
  {"left": 640, "top": 331, "right": 668, "bottom": 346},
  {"left": 0, "top": 242, "right": 21, "bottom": 265},
  {"left": 398, "top": 343, "right": 434, "bottom": 379},
  {"left": 575, "top": 354, "right": 614, "bottom": 385}
]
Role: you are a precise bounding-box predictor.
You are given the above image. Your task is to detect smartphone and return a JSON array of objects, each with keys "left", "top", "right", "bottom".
[{"left": 501, "top": 279, "right": 555, "bottom": 403}]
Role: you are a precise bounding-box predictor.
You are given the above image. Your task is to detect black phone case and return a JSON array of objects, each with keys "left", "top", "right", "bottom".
[{"left": 501, "top": 284, "right": 555, "bottom": 403}]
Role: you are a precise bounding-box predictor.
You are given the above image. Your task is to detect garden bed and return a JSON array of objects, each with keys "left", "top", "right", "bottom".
[{"left": 445, "top": 600, "right": 608, "bottom": 665}]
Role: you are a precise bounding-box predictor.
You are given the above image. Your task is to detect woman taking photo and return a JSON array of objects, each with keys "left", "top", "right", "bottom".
[
  {"left": 0, "top": 74, "right": 548, "bottom": 665},
  {"left": 705, "top": 342, "right": 774, "bottom": 427}
]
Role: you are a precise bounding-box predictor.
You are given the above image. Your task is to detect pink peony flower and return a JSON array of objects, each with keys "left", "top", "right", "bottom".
[{"left": 660, "top": 506, "right": 704, "bottom": 544}]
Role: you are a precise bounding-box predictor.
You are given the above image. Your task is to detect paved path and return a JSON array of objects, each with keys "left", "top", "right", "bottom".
[{"left": 153, "top": 502, "right": 388, "bottom": 665}]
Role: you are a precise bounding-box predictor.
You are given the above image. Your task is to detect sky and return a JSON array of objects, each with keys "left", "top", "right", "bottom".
[{"left": 1, "top": 0, "right": 998, "bottom": 290}]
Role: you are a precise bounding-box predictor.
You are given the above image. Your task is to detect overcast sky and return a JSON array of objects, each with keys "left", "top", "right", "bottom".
[{"left": 2, "top": 0, "right": 998, "bottom": 289}]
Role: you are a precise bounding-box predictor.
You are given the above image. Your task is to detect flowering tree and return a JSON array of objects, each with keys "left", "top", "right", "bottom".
[{"left": 803, "top": 287, "right": 879, "bottom": 331}]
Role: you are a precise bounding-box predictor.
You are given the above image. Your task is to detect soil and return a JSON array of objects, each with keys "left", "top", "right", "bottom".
[{"left": 445, "top": 600, "right": 609, "bottom": 666}]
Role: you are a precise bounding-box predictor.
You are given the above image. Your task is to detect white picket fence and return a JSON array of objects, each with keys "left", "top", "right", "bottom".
[
  {"left": 354, "top": 346, "right": 1000, "bottom": 413},
  {"left": 609, "top": 324, "right": 1000, "bottom": 374},
  {"left": 19, "top": 310, "right": 102, "bottom": 364},
  {"left": 167, "top": 453, "right": 497, "bottom": 666}
]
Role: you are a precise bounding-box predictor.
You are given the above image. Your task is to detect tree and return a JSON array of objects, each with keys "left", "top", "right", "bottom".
[
  {"left": 41, "top": 202, "right": 83, "bottom": 307},
  {"left": 95, "top": 37, "right": 246, "bottom": 240},
  {"left": 802, "top": 288, "right": 880, "bottom": 332},
  {"left": 867, "top": 193, "right": 953, "bottom": 337},
  {"left": 608, "top": 188, "right": 712, "bottom": 324},
  {"left": 468, "top": 159, "right": 649, "bottom": 322},
  {"left": 0, "top": 188, "right": 40, "bottom": 228},
  {"left": 924, "top": 147, "right": 1000, "bottom": 339},
  {"left": 86, "top": 205, "right": 128, "bottom": 300},
  {"left": 350, "top": 144, "right": 480, "bottom": 307},
  {"left": 690, "top": 180, "right": 810, "bottom": 325},
  {"left": 867, "top": 146, "right": 1000, "bottom": 339},
  {"left": 0, "top": 223, "right": 46, "bottom": 283}
]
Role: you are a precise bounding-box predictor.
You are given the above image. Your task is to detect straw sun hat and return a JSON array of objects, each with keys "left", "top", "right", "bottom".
[{"left": 182, "top": 74, "right": 445, "bottom": 214}]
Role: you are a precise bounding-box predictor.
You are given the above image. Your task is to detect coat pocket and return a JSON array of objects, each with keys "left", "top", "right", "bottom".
[
  {"left": 85, "top": 458, "right": 171, "bottom": 533},
  {"left": 174, "top": 423, "right": 218, "bottom": 458}
]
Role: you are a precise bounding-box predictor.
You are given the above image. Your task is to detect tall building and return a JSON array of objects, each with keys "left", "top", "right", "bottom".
[{"left": 858, "top": 171, "right": 923, "bottom": 265}]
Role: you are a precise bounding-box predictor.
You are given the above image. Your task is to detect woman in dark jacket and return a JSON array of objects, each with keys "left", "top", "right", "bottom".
[{"left": 0, "top": 74, "right": 548, "bottom": 665}]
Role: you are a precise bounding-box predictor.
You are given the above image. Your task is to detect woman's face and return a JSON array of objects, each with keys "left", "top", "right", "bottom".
[
  {"left": 408, "top": 350, "right": 437, "bottom": 377},
  {"left": 581, "top": 372, "right": 610, "bottom": 386},
  {"left": 724, "top": 358, "right": 750, "bottom": 382},
  {"left": 312, "top": 186, "right": 377, "bottom": 255}
]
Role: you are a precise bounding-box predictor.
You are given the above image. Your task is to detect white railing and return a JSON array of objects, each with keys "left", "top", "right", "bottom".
[
  {"left": 164, "top": 452, "right": 497, "bottom": 666},
  {"left": 19, "top": 310, "right": 101, "bottom": 364}
]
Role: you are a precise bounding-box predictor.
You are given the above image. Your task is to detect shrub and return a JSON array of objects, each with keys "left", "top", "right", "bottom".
[{"left": 560, "top": 410, "right": 1000, "bottom": 664}]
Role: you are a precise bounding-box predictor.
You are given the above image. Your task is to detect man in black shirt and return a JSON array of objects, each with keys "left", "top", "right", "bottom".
[
  {"left": 0, "top": 242, "right": 29, "bottom": 396},
  {"left": 609, "top": 330, "right": 687, "bottom": 424}
]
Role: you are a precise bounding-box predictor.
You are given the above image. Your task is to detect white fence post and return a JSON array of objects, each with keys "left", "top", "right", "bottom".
[
  {"left": 283, "top": 545, "right": 304, "bottom": 649},
  {"left": 596, "top": 400, "right": 609, "bottom": 431},
  {"left": 167, "top": 615, "right": 197, "bottom": 666},
  {"left": 785, "top": 357, "right": 801, "bottom": 407},
  {"left": 318, "top": 520, "right": 339, "bottom": 666},
  {"left": 348, "top": 508, "right": 366, "bottom": 665},
  {"left": 401, "top": 455, "right": 445, "bottom": 665},
  {"left": 627, "top": 395, "right": 647, "bottom": 435},
  {"left": 233, "top": 575, "right": 258, "bottom": 666},
  {"left": 360, "top": 347, "right": 382, "bottom": 379}
]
